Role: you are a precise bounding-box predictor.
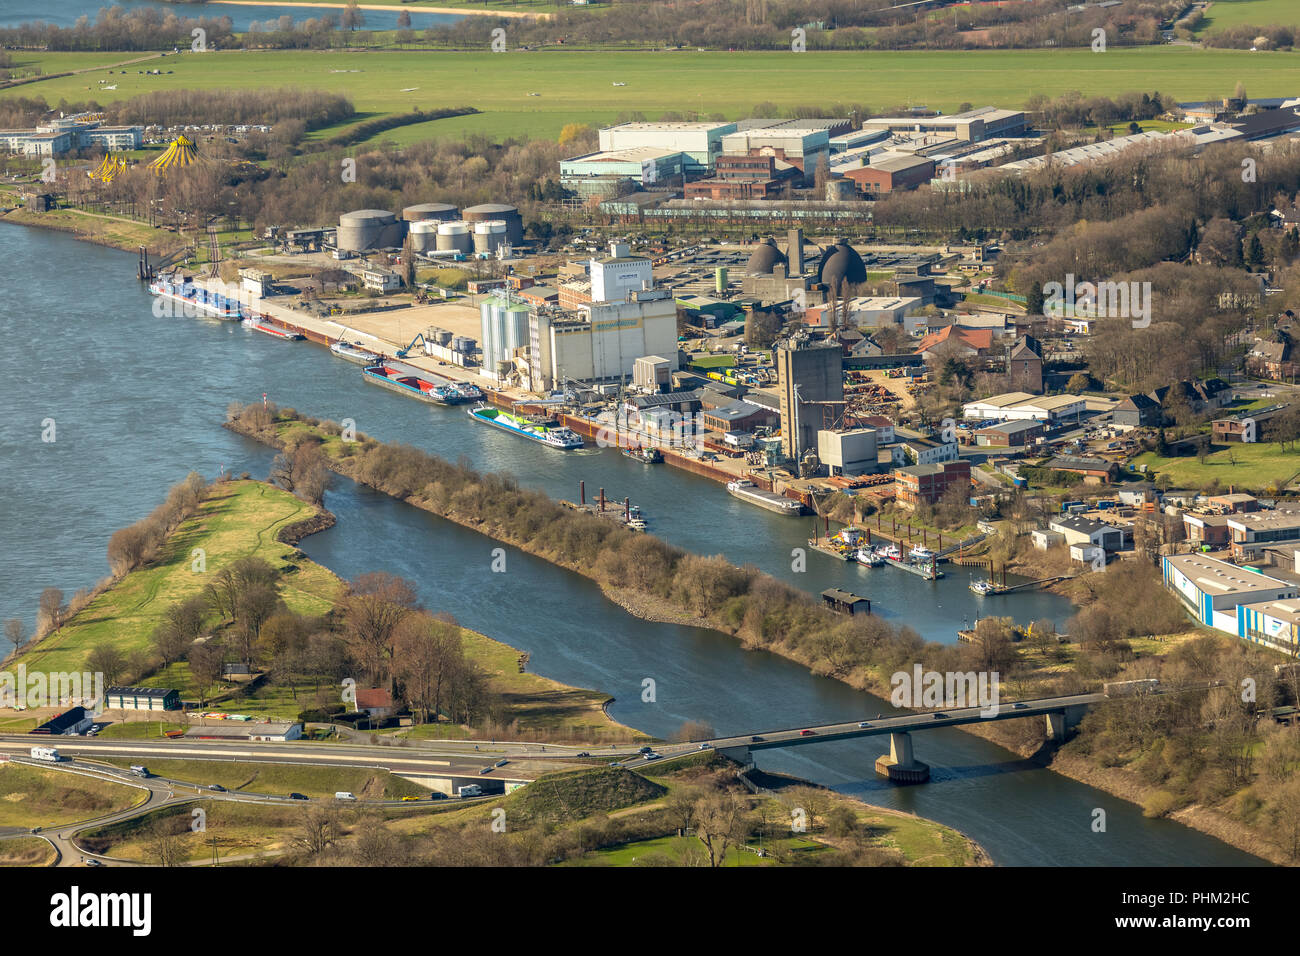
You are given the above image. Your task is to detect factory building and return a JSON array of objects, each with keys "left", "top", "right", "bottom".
[
  {"left": 559, "top": 147, "right": 685, "bottom": 196},
  {"left": 527, "top": 290, "right": 678, "bottom": 391},
  {"left": 843, "top": 155, "right": 936, "bottom": 194},
  {"left": 776, "top": 334, "right": 844, "bottom": 461},
  {"left": 720, "top": 123, "right": 832, "bottom": 186},
  {"left": 480, "top": 294, "right": 532, "bottom": 379},
  {"left": 1226, "top": 510, "right": 1300, "bottom": 561},
  {"left": 597, "top": 121, "right": 738, "bottom": 175},
  {"left": 818, "top": 428, "right": 879, "bottom": 477},
  {"left": 859, "top": 107, "right": 1026, "bottom": 143},
  {"left": 590, "top": 241, "right": 652, "bottom": 303},
  {"left": 962, "top": 392, "right": 1086, "bottom": 422},
  {"left": 1163, "top": 554, "right": 1298, "bottom": 635},
  {"left": 684, "top": 155, "right": 801, "bottom": 200}
]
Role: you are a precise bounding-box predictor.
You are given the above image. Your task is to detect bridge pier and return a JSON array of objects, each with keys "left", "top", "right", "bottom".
[
  {"left": 874, "top": 731, "right": 930, "bottom": 784},
  {"left": 717, "top": 746, "right": 753, "bottom": 768},
  {"left": 1044, "top": 704, "right": 1087, "bottom": 742}
]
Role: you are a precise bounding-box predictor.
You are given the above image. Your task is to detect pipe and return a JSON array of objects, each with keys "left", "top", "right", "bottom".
[{"left": 580, "top": 480, "right": 585, "bottom": 506}]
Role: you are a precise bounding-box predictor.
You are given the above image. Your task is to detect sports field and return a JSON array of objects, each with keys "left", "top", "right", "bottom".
[{"left": 7, "top": 46, "right": 1300, "bottom": 144}]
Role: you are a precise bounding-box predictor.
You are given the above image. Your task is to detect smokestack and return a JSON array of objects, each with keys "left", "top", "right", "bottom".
[{"left": 788, "top": 228, "right": 804, "bottom": 276}]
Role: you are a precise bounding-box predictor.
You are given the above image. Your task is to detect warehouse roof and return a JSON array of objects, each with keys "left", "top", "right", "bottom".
[{"left": 1165, "top": 554, "right": 1292, "bottom": 595}]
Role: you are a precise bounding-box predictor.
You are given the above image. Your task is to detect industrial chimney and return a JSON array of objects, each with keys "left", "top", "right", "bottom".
[{"left": 788, "top": 228, "right": 804, "bottom": 276}]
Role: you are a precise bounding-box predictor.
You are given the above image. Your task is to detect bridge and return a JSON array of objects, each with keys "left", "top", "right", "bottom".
[{"left": 624, "top": 692, "right": 1104, "bottom": 783}]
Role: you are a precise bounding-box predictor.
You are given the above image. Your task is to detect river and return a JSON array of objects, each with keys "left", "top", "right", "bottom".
[
  {"left": 0, "top": 0, "right": 465, "bottom": 32},
  {"left": 0, "top": 223, "right": 1264, "bottom": 865}
]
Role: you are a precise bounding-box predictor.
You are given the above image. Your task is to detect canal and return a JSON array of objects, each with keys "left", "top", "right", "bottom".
[{"left": 0, "top": 224, "right": 1264, "bottom": 865}]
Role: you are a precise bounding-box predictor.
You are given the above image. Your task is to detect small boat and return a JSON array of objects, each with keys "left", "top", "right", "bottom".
[
  {"left": 330, "top": 339, "right": 381, "bottom": 365},
  {"left": 909, "top": 546, "right": 937, "bottom": 562},
  {"left": 627, "top": 518, "right": 647, "bottom": 532},
  {"left": 877, "top": 543, "right": 901, "bottom": 560},
  {"left": 855, "top": 548, "right": 885, "bottom": 567},
  {"left": 242, "top": 316, "right": 303, "bottom": 340},
  {"left": 969, "top": 580, "right": 998, "bottom": 595},
  {"left": 623, "top": 445, "right": 663, "bottom": 464}
]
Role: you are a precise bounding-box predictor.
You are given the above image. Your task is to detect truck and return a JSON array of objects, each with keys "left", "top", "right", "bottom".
[
  {"left": 457, "top": 784, "right": 483, "bottom": 798},
  {"left": 1103, "top": 679, "right": 1159, "bottom": 698},
  {"left": 30, "top": 747, "right": 63, "bottom": 763}
]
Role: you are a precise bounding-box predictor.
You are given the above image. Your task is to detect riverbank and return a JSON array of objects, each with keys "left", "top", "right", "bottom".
[{"left": 211, "top": 0, "right": 544, "bottom": 18}]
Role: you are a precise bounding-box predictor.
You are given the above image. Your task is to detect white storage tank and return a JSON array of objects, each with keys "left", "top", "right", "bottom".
[
  {"left": 472, "top": 219, "right": 508, "bottom": 255},
  {"left": 436, "top": 220, "right": 472, "bottom": 253},
  {"left": 408, "top": 219, "right": 438, "bottom": 253}
]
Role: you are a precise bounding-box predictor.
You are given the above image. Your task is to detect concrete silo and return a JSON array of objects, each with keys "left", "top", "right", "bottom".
[{"left": 472, "top": 220, "right": 508, "bottom": 255}]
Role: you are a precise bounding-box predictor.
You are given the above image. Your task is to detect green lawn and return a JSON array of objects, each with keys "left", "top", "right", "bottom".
[
  {"left": 96, "top": 757, "right": 428, "bottom": 800},
  {"left": 0, "top": 764, "right": 146, "bottom": 829},
  {"left": 12, "top": 480, "right": 340, "bottom": 675},
  {"left": 1133, "top": 442, "right": 1300, "bottom": 491},
  {"left": 1200, "top": 0, "right": 1300, "bottom": 33},
  {"left": 7, "top": 47, "right": 1300, "bottom": 144}
]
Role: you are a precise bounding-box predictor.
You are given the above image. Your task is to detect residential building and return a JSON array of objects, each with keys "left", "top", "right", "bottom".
[
  {"left": 1006, "top": 335, "right": 1043, "bottom": 392},
  {"left": 915, "top": 325, "right": 993, "bottom": 360},
  {"left": 1113, "top": 394, "right": 1162, "bottom": 428},
  {"left": 897, "top": 437, "right": 959, "bottom": 465}
]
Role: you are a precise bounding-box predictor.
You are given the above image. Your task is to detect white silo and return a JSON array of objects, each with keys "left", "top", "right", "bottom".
[{"left": 436, "top": 220, "right": 472, "bottom": 254}]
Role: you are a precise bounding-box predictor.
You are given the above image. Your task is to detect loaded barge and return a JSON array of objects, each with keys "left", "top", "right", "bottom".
[
  {"left": 363, "top": 363, "right": 466, "bottom": 405},
  {"left": 148, "top": 275, "right": 243, "bottom": 320},
  {"left": 469, "top": 403, "right": 584, "bottom": 450},
  {"left": 726, "top": 479, "right": 805, "bottom": 516}
]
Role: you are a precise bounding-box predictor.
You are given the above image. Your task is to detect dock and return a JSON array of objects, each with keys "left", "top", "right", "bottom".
[
  {"left": 560, "top": 481, "right": 642, "bottom": 527},
  {"left": 972, "top": 573, "right": 1077, "bottom": 595},
  {"left": 886, "top": 557, "right": 943, "bottom": 581},
  {"left": 807, "top": 539, "right": 854, "bottom": 561}
]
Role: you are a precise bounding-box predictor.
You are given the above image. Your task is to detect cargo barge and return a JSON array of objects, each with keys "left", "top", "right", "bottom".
[
  {"left": 148, "top": 276, "right": 242, "bottom": 320},
  {"left": 330, "top": 339, "right": 382, "bottom": 365},
  {"left": 363, "top": 364, "right": 464, "bottom": 405},
  {"left": 242, "top": 316, "right": 304, "bottom": 340},
  {"left": 726, "top": 479, "right": 806, "bottom": 516},
  {"left": 468, "top": 403, "right": 584, "bottom": 449}
]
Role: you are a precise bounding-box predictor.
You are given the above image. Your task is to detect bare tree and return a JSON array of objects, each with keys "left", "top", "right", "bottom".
[
  {"left": 693, "top": 792, "right": 749, "bottom": 868},
  {"left": 343, "top": 573, "right": 419, "bottom": 685},
  {"left": 3, "top": 618, "right": 27, "bottom": 651},
  {"left": 86, "top": 643, "right": 127, "bottom": 686},
  {"left": 188, "top": 641, "right": 225, "bottom": 706},
  {"left": 37, "top": 587, "right": 65, "bottom": 633}
]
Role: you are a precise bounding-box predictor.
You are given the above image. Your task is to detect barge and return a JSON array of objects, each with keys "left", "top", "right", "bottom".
[
  {"left": 468, "top": 403, "right": 584, "bottom": 449},
  {"left": 363, "top": 364, "right": 463, "bottom": 405},
  {"left": 330, "top": 339, "right": 382, "bottom": 365},
  {"left": 242, "top": 316, "right": 303, "bottom": 340},
  {"left": 726, "top": 479, "right": 805, "bottom": 516}
]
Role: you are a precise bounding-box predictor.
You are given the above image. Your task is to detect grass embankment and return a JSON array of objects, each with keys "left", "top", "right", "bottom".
[
  {"left": 1132, "top": 442, "right": 1300, "bottom": 492},
  {"left": 6, "top": 47, "right": 1300, "bottom": 144},
  {"left": 96, "top": 757, "right": 427, "bottom": 800},
  {"left": 8, "top": 477, "right": 633, "bottom": 739},
  {"left": 0, "top": 206, "right": 187, "bottom": 256},
  {"left": 1199, "top": 0, "right": 1300, "bottom": 33},
  {"left": 10, "top": 480, "right": 338, "bottom": 676},
  {"left": 0, "top": 764, "right": 145, "bottom": 829},
  {"left": 0, "top": 837, "right": 56, "bottom": 866}
]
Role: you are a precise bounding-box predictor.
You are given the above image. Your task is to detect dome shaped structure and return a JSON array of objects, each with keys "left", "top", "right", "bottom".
[
  {"left": 817, "top": 241, "right": 867, "bottom": 289},
  {"left": 746, "top": 237, "right": 787, "bottom": 275}
]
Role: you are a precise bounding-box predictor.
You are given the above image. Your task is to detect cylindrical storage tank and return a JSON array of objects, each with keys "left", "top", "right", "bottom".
[
  {"left": 825, "top": 179, "right": 856, "bottom": 202},
  {"left": 463, "top": 203, "right": 522, "bottom": 246},
  {"left": 473, "top": 220, "right": 508, "bottom": 255},
  {"left": 433, "top": 328, "right": 453, "bottom": 347},
  {"left": 453, "top": 336, "right": 475, "bottom": 354},
  {"left": 408, "top": 220, "right": 437, "bottom": 253},
  {"left": 715, "top": 266, "right": 728, "bottom": 294},
  {"left": 338, "top": 209, "right": 398, "bottom": 253},
  {"left": 436, "top": 220, "right": 472, "bottom": 253},
  {"left": 402, "top": 202, "right": 457, "bottom": 223}
]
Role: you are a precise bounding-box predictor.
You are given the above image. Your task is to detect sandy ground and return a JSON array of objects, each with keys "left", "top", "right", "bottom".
[
  {"left": 212, "top": 0, "right": 542, "bottom": 18},
  {"left": 862, "top": 369, "right": 917, "bottom": 410}
]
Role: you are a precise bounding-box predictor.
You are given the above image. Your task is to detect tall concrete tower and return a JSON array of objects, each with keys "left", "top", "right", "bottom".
[
  {"left": 775, "top": 335, "right": 844, "bottom": 461},
  {"left": 787, "top": 227, "right": 805, "bottom": 277}
]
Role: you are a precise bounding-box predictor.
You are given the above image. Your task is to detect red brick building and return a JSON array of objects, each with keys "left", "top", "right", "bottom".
[
  {"left": 894, "top": 460, "right": 971, "bottom": 508},
  {"left": 843, "top": 156, "right": 935, "bottom": 195}
]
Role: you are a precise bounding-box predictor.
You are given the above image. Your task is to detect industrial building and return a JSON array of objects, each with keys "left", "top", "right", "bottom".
[
  {"left": 597, "top": 121, "right": 738, "bottom": 175},
  {"left": 590, "top": 241, "right": 652, "bottom": 303},
  {"left": 720, "top": 123, "right": 831, "bottom": 186},
  {"left": 894, "top": 460, "right": 971, "bottom": 508},
  {"left": 775, "top": 334, "right": 844, "bottom": 461},
  {"left": 188, "top": 722, "right": 304, "bottom": 742},
  {"left": 843, "top": 155, "right": 936, "bottom": 194},
  {"left": 104, "top": 686, "right": 181, "bottom": 711},
  {"left": 527, "top": 290, "right": 678, "bottom": 391},
  {"left": 684, "top": 154, "right": 802, "bottom": 200},
  {"left": 30, "top": 706, "right": 93, "bottom": 736},
  {"left": 859, "top": 107, "right": 1026, "bottom": 143},
  {"left": 972, "top": 419, "right": 1043, "bottom": 448},
  {"left": 560, "top": 147, "right": 685, "bottom": 196},
  {"left": 401, "top": 202, "right": 458, "bottom": 223},
  {"left": 962, "top": 392, "right": 1086, "bottom": 422},
  {"left": 462, "top": 203, "right": 523, "bottom": 247},
  {"left": 818, "top": 428, "right": 879, "bottom": 477},
  {"left": 1226, "top": 510, "right": 1300, "bottom": 560},
  {"left": 1163, "top": 554, "right": 1298, "bottom": 635}
]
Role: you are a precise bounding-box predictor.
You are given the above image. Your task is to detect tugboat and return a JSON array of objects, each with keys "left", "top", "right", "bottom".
[
  {"left": 622, "top": 445, "right": 663, "bottom": 464},
  {"left": 855, "top": 547, "right": 885, "bottom": 567}
]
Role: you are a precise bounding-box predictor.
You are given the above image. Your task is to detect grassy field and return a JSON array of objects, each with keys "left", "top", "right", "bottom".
[
  {"left": 0, "top": 764, "right": 145, "bottom": 829},
  {"left": 97, "top": 757, "right": 429, "bottom": 799},
  {"left": 7, "top": 47, "right": 1300, "bottom": 144},
  {"left": 1133, "top": 442, "right": 1300, "bottom": 491},
  {"left": 1200, "top": 0, "right": 1300, "bottom": 33},
  {"left": 0, "top": 836, "right": 56, "bottom": 866},
  {"left": 11, "top": 479, "right": 340, "bottom": 675}
]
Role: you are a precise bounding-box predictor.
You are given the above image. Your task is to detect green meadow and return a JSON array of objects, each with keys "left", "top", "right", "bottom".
[{"left": 8, "top": 46, "right": 1300, "bottom": 144}]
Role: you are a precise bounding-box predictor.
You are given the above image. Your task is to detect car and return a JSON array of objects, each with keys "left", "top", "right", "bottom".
[
  {"left": 84, "top": 858, "right": 103, "bottom": 867},
  {"left": 800, "top": 729, "right": 816, "bottom": 736},
  {"left": 428, "top": 792, "right": 447, "bottom": 800},
  {"left": 751, "top": 735, "right": 764, "bottom": 742},
  {"left": 933, "top": 712, "right": 948, "bottom": 719},
  {"left": 401, "top": 795, "right": 421, "bottom": 801},
  {"left": 858, "top": 721, "right": 871, "bottom": 728},
  {"left": 288, "top": 793, "right": 308, "bottom": 800},
  {"left": 1012, "top": 702, "right": 1028, "bottom": 709},
  {"left": 643, "top": 751, "right": 661, "bottom": 760},
  {"left": 208, "top": 784, "right": 226, "bottom": 792},
  {"left": 698, "top": 743, "right": 713, "bottom": 750},
  {"left": 638, "top": 746, "right": 653, "bottom": 755},
  {"left": 575, "top": 751, "right": 590, "bottom": 757}
]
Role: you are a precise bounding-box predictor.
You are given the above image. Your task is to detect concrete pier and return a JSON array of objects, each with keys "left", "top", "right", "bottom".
[{"left": 874, "top": 731, "right": 931, "bottom": 784}]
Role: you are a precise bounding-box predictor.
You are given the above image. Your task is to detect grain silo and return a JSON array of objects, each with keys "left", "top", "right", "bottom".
[
  {"left": 435, "top": 220, "right": 472, "bottom": 254},
  {"left": 472, "top": 220, "right": 508, "bottom": 255},
  {"left": 402, "top": 202, "right": 458, "bottom": 223},
  {"left": 408, "top": 220, "right": 438, "bottom": 253},
  {"left": 337, "top": 209, "right": 404, "bottom": 252},
  {"left": 462, "top": 203, "right": 522, "bottom": 245}
]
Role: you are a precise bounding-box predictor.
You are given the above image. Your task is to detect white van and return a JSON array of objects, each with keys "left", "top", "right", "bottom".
[{"left": 334, "top": 791, "right": 357, "bottom": 801}]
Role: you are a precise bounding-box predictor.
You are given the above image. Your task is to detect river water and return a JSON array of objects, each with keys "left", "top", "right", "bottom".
[
  {"left": 0, "top": 1, "right": 465, "bottom": 31},
  {"left": 0, "top": 223, "right": 1264, "bottom": 865}
]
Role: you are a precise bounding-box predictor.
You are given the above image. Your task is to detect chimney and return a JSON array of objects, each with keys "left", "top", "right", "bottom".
[{"left": 788, "top": 228, "right": 804, "bottom": 276}]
